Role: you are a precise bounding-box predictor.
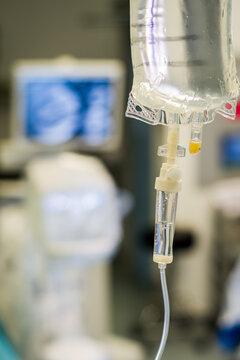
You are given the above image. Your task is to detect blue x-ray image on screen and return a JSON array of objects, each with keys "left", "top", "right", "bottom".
[
  {"left": 221, "top": 133, "right": 240, "bottom": 167},
  {"left": 24, "top": 78, "right": 114, "bottom": 146}
]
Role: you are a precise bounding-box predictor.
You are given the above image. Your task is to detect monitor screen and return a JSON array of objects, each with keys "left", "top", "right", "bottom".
[
  {"left": 221, "top": 133, "right": 240, "bottom": 167},
  {"left": 11, "top": 59, "right": 125, "bottom": 151},
  {"left": 21, "top": 77, "right": 115, "bottom": 146}
]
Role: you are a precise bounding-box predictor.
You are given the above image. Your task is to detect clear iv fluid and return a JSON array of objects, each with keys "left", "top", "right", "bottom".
[{"left": 129, "top": 0, "right": 239, "bottom": 117}]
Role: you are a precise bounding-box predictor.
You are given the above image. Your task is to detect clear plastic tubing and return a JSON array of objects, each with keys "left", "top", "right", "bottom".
[
  {"left": 155, "top": 264, "right": 170, "bottom": 360},
  {"left": 129, "top": 0, "right": 239, "bottom": 116}
]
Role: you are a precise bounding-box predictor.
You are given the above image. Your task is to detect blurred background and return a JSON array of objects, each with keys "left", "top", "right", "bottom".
[{"left": 0, "top": 0, "right": 240, "bottom": 359}]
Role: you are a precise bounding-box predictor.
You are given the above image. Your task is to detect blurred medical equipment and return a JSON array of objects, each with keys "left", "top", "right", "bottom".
[
  {"left": 41, "top": 338, "right": 111, "bottom": 360},
  {"left": 26, "top": 153, "right": 121, "bottom": 259},
  {"left": 0, "top": 328, "right": 20, "bottom": 360},
  {"left": 212, "top": 179, "right": 240, "bottom": 316},
  {"left": 201, "top": 115, "right": 240, "bottom": 184},
  {"left": 215, "top": 194, "right": 240, "bottom": 353},
  {"left": 41, "top": 336, "right": 145, "bottom": 360},
  {"left": 126, "top": 0, "right": 239, "bottom": 359},
  {"left": 0, "top": 57, "right": 125, "bottom": 171},
  {"left": 217, "top": 256, "right": 240, "bottom": 353},
  {"left": 0, "top": 153, "right": 144, "bottom": 360},
  {"left": 0, "top": 52, "right": 143, "bottom": 359}
]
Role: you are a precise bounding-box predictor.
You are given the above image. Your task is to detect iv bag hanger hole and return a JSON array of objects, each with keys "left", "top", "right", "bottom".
[{"left": 135, "top": 105, "right": 142, "bottom": 112}]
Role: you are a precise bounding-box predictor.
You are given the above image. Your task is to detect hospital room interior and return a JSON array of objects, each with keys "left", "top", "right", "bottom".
[{"left": 0, "top": 1, "right": 240, "bottom": 359}]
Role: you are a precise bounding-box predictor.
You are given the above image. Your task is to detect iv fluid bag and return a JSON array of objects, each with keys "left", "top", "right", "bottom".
[{"left": 126, "top": 0, "right": 239, "bottom": 125}]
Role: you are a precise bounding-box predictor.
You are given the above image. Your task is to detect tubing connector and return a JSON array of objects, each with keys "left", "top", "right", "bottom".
[{"left": 153, "top": 124, "right": 185, "bottom": 265}]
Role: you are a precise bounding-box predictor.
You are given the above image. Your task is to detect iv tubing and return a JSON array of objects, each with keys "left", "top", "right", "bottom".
[{"left": 154, "top": 264, "right": 170, "bottom": 360}]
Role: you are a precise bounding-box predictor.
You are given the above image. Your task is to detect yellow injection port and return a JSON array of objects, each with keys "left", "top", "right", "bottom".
[{"left": 189, "top": 141, "right": 202, "bottom": 154}]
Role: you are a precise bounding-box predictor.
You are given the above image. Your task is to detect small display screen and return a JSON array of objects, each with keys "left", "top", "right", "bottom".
[
  {"left": 22, "top": 78, "right": 115, "bottom": 146},
  {"left": 221, "top": 133, "right": 240, "bottom": 167}
]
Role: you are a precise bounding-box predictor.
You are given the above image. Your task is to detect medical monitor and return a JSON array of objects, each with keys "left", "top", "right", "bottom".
[{"left": 10, "top": 58, "right": 125, "bottom": 152}]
